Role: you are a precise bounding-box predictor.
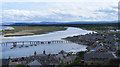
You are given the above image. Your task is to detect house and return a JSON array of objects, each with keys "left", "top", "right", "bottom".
[
  {"left": 38, "top": 55, "right": 60, "bottom": 65},
  {"left": 58, "top": 50, "right": 67, "bottom": 54},
  {"left": 0, "top": 59, "right": 9, "bottom": 67},
  {"left": 64, "top": 56, "right": 77, "bottom": 64},
  {"left": 26, "top": 54, "right": 60, "bottom": 66},
  {"left": 84, "top": 53, "right": 114, "bottom": 65},
  {"left": 56, "top": 54, "right": 65, "bottom": 60},
  {"left": 102, "top": 58, "right": 120, "bottom": 66},
  {"left": 27, "top": 60, "right": 42, "bottom": 67}
]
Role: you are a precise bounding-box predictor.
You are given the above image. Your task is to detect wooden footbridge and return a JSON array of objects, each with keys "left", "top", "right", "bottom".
[{"left": 0, "top": 40, "right": 71, "bottom": 47}]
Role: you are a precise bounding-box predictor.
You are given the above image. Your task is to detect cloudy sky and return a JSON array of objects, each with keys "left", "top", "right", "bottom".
[{"left": 1, "top": 0, "right": 119, "bottom": 23}]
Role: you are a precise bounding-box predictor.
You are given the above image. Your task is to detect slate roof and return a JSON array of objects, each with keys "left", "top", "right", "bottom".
[
  {"left": 38, "top": 56, "right": 60, "bottom": 65},
  {"left": 27, "top": 55, "right": 60, "bottom": 65},
  {"left": 56, "top": 54, "right": 64, "bottom": 60},
  {"left": 58, "top": 50, "right": 67, "bottom": 54},
  {"left": 0, "top": 59, "right": 9, "bottom": 67},
  {"left": 27, "top": 60, "right": 42, "bottom": 66},
  {"left": 84, "top": 53, "right": 114, "bottom": 60},
  {"left": 1, "top": 59, "right": 9, "bottom": 66},
  {"left": 65, "top": 56, "right": 77, "bottom": 62}
]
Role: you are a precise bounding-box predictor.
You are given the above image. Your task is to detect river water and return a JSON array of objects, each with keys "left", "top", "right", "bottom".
[
  {"left": 0, "top": 26, "right": 13, "bottom": 31},
  {"left": 1, "top": 27, "right": 95, "bottom": 59}
]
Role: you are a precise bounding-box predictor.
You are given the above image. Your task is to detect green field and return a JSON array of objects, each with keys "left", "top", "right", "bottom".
[{"left": 1, "top": 26, "right": 67, "bottom": 37}]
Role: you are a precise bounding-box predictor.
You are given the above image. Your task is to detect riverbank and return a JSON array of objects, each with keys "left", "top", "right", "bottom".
[
  {"left": 64, "top": 28, "right": 120, "bottom": 51},
  {"left": 1, "top": 26, "right": 67, "bottom": 37},
  {"left": 0, "top": 38, "right": 12, "bottom": 41}
]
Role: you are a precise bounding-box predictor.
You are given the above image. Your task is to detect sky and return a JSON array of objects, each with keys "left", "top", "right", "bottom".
[{"left": 1, "top": 0, "right": 119, "bottom": 23}]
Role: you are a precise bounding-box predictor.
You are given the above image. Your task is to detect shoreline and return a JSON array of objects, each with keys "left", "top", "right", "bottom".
[
  {"left": 1, "top": 26, "right": 67, "bottom": 37},
  {"left": 64, "top": 30, "right": 120, "bottom": 51}
]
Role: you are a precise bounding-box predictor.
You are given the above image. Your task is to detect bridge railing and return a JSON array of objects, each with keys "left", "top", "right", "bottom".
[{"left": 0, "top": 40, "right": 71, "bottom": 47}]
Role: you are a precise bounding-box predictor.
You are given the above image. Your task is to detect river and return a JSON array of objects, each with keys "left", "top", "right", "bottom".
[
  {"left": 1, "top": 27, "right": 95, "bottom": 59},
  {"left": 0, "top": 26, "right": 14, "bottom": 31}
]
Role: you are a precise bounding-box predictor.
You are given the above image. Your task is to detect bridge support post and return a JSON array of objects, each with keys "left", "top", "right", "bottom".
[
  {"left": 23, "top": 42, "right": 24, "bottom": 45},
  {"left": 5, "top": 43, "right": 7, "bottom": 47}
]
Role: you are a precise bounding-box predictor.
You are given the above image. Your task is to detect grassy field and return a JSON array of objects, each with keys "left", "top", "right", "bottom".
[
  {"left": 1, "top": 26, "right": 67, "bottom": 37},
  {"left": 79, "top": 26, "right": 119, "bottom": 33},
  {"left": 65, "top": 23, "right": 119, "bottom": 33}
]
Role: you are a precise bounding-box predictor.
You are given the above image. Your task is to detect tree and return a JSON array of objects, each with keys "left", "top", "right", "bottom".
[
  {"left": 34, "top": 51, "right": 37, "bottom": 55},
  {"left": 8, "top": 56, "right": 11, "bottom": 60},
  {"left": 43, "top": 50, "right": 46, "bottom": 54},
  {"left": 116, "top": 50, "right": 120, "bottom": 56},
  {"left": 77, "top": 51, "right": 85, "bottom": 59}
]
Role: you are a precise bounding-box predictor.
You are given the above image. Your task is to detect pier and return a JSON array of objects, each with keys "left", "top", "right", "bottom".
[{"left": 0, "top": 40, "right": 71, "bottom": 47}]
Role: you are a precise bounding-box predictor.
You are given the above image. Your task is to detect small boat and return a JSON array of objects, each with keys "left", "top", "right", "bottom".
[
  {"left": 21, "top": 45, "right": 23, "bottom": 47},
  {"left": 10, "top": 47, "right": 15, "bottom": 49},
  {"left": 30, "top": 45, "right": 33, "bottom": 46},
  {"left": 19, "top": 47, "right": 21, "bottom": 48},
  {"left": 34, "top": 44, "right": 37, "bottom": 46},
  {"left": 25, "top": 46, "right": 29, "bottom": 47}
]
